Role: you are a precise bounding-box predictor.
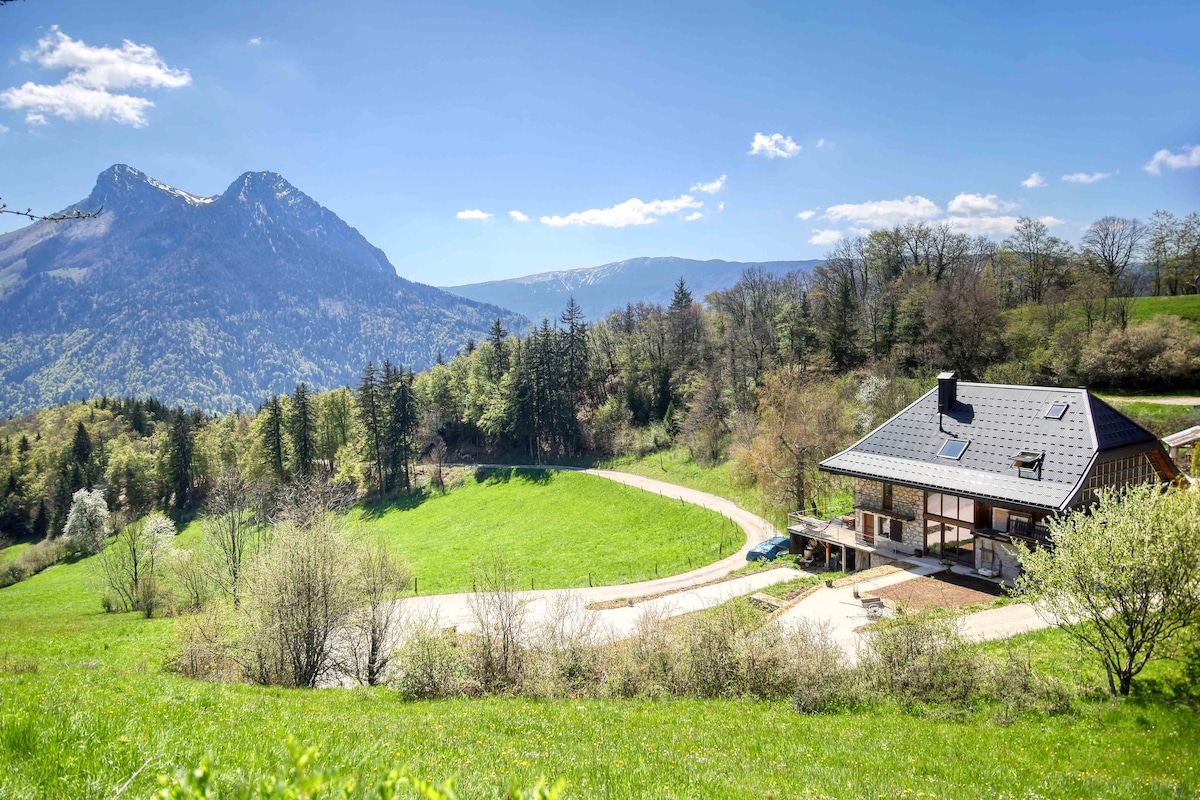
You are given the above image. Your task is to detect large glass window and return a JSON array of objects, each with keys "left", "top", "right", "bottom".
[{"left": 926, "top": 491, "right": 974, "bottom": 524}]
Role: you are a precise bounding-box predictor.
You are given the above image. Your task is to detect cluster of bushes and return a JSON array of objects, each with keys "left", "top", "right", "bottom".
[
  {"left": 172, "top": 536, "right": 1074, "bottom": 721},
  {"left": 383, "top": 596, "right": 1074, "bottom": 719},
  {"left": 0, "top": 538, "right": 66, "bottom": 589}
]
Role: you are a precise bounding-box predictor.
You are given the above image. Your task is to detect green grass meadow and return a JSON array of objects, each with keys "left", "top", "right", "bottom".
[
  {"left": 1129, "top": 294, "right": 1200, "bottom": 329},
  {"left": 1, "top": 466, "right": 1198, "bottom": 798},
  {"left": 2, "top": 551, "right": 1199, "bottom": 799},
  {"left": 344, "top": 467, "right": 741, "bottom": 594}
]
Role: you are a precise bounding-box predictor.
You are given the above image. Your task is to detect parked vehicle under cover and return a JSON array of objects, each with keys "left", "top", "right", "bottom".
[{"left": 746, "top": 535, "right": 791, "bottom": 561}]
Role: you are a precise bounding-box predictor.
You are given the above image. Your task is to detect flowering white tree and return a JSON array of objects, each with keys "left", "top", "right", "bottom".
[
  {"left": 63, "top": 488, "right": 109, "bottom": 556},
  {"left": 1013, "top": 483, "right": 1200, "bottom": 696},
  {"left": 95, "top": 512, "right": 176, "bottom": 616}
]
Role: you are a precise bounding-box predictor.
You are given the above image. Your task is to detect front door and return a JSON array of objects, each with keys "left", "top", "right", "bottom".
[{"left": 862, "top": 513, "right": 875, "bottom": 545}]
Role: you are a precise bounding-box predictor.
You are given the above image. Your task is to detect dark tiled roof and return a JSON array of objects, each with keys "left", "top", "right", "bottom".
[{"left": 820, "top": 381, "right": 1163, "bottom": 511}]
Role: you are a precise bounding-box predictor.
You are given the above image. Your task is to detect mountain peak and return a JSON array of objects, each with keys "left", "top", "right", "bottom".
[{"left": 89, "top": 164, "right": 216, "bottom": 209}]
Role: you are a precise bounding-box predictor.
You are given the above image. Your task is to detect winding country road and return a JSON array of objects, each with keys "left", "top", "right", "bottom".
[
  {"left": 403, "top": 464, "right": 1050, "bottom": 647},
  {"left": 404, "top": 464, "right": 799, "bottom": 636}
]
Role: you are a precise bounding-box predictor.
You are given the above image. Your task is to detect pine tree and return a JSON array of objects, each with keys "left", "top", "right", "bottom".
[
  {"left": 487, "top": 317, "right": 509, "bottom": 378},
  {"left": 166, "top": 409, "right": 195, "bottom": 510},
  {"left": 32, "top": 500, "right": 48, "bottom": 540},
  {"left": 355, "top": 363, "right": 386, "bottom": 493},
  {"left": 384, "top": 368, "right": 419, "bottom": 492},
  {"left": 668, "top": 276, "right": 693, "bottom": 314},
  {"left": 825, "top": 272, "right": 861, "bottom": 371},
  {"left": 261, "top": 395, "right": 287, "bottom": 484},
  {"left": 72, "top": 421, "right": 92, "bottom": 468},
  {"left": 288, "top": 383, "right": 317, "bottom": 476}
]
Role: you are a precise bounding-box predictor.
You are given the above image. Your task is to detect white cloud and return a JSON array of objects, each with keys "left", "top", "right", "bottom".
[
  {"left": 943, "top": 214, "right": 1063, "bottom": 236},
  {"left": 248, "top": 37, "right": 263, "bottom": 46},
  {"left": 817, "top": 138, "right": 826, "bottom": 148},
  {"left": 718, "top": 201, "right": 725, "bottom": 212},
  {"left": 507, "top": 210, "right": 529, "bottom": 222},
  {"left": 748, "top": 132, "right": 801, "bottom": 159},
  {"left": 0, "top": 27, "right": 190, "bottom": 127},
  {"left": 456, "top": 209, "right": 492, "bottom": 220},
  {"left": 1021, "top": 172, "right": 1046, "bottom": 189},
  {"left": 1062, "top": 171, "right": 1111, "bottom": 184},
  {"left": 684, "top": 211, "right": 704, "bottom": 222},
  {"left": 946, "top": 192, "right": 1019, "bottom": 216},
  {"left": 796, "top": 210, "right": 816, "bottom": 220},
  {"left": 1145, "top": 145, "right": 1200, "bottom": 175},
  {"left": 809, "top": 229, "right": 844, "bottom": 246},
  {"left": 690, "top": 174, "right": 726, "bottom": 194},
  {"left": 540, "top": 194, "right": 702, "bottom": 228},
  {"left": 0, "top": 123, "right": 8, "bottom": 134},
  {"left": 824, "top": 195, "right": 941, "bottom": 227}
]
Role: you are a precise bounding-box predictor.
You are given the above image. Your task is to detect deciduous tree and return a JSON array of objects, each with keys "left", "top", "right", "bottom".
[{"left": 1013, "top": 483, "right": 1200, "bottom": 696}]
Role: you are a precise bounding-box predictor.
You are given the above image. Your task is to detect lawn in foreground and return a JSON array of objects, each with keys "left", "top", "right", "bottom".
[
  {"left": 1, "top": 548, "right": 1198, "bottom": 799},
  {"left": 346, "top": 467, "right": 742, "bottom": 594}
]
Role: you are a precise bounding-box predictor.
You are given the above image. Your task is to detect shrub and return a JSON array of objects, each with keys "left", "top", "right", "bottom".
[
  {"left": 466, "top": 558, "right": 530, "bottom": 692},
  {"left": 527, "top": 592, "right": 608, "bottom": 697},
  {"left": 859, "top": 610, "right": 981, "bottom": 705},
  {"left": 0, "top": 539, "right": 66, "bottom": 588},
  {"left": 683, "top": 600, "right": 759, "bottom": 697},
  {"left": 780, "top": 619, "right": 865, "bottom": 713},
  {"left": 393, "top": 615, "right": 473, "bottom": 700},
  {"left": 172, "top": 607, "right": 238, "bottom": 682},
  {"left": 168, "top": 548, "right": 209, "bottom": 613},
  {"left": 234, "top": 517, "right": 354, "bottom": 687},
  {"left": 983, "top": 642, "right": 1074, "bottom": 724},
  {"left": 342, "top": 540, "right": 413, "bottom": 686}
]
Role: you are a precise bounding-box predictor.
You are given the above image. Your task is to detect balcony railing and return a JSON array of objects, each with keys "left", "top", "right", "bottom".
[{"left": 787, "top": 511, "right": 905, "bottom": 552}]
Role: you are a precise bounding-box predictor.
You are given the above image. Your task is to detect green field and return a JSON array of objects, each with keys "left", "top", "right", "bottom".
[
  {"left": 1129, "top": 295, "right": 1200, "bottom": 329},
  {"left": 343, "top": 467, "right": 740, "bottom": 594},
  {"left": 606, "top": 447, "right": 853, "bottom": 528},
  {"left": 1, "top": 545, "right": 1198, "bottom": 798}
]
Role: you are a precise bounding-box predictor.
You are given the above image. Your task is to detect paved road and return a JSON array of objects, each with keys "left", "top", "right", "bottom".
[
  {"left": 399, "top": 463, "right": 791, "bottom": 634},
  {"left": 772, "top": 556, "right": 1053, "bottom": 661},
  {"left": 403, "top": 465, "right": 1054, "bottom": 649}
]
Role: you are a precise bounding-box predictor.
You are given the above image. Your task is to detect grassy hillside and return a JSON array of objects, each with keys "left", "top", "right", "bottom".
[
  {"left": 607, "top": 448, "right": 853, "bottom": 529},
  {"left": 1, "top": 548, "right": 1197, "bottom": 799},
  {"left": 1130, "top": 295, "right": 1200, "bottom": 329},
  {"left": 340, "top": 468, "right": 740, "bottom": 594}
]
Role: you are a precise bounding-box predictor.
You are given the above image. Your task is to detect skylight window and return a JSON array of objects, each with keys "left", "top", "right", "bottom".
[
  {"left": 1013, "top": 450, "right": 1044, "bottom": 468},
  {"left": 938, "top": 439, "right": 969, "bottom": 460},
  {"left": 1045, "top": 403, "right": 1069, "bottom": 420}
]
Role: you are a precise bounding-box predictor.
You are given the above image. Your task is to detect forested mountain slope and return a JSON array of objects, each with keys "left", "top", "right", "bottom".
[
  {"left": 444, "top": 256, "right": 820, "bottom": 322},
  {"left": 0, "top": 165, "right": 525, "bottom": 415}
]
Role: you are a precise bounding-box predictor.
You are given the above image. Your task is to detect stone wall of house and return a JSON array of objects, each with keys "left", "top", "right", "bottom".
[
  {"left": 853, "top": 478, "right": 925, "bottom": 554},
  {"left": 893, "top": 484, "right": 926, "bottom": 551}
]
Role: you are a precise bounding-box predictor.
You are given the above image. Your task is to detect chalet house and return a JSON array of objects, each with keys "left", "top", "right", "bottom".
[{"left": 788, "top": 373, "right": 1179, "bottom": 582}]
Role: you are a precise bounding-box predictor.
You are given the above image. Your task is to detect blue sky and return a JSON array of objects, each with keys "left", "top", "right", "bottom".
[{"left": 1, "top": 0, "right": 1197, "bottom": 286}]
